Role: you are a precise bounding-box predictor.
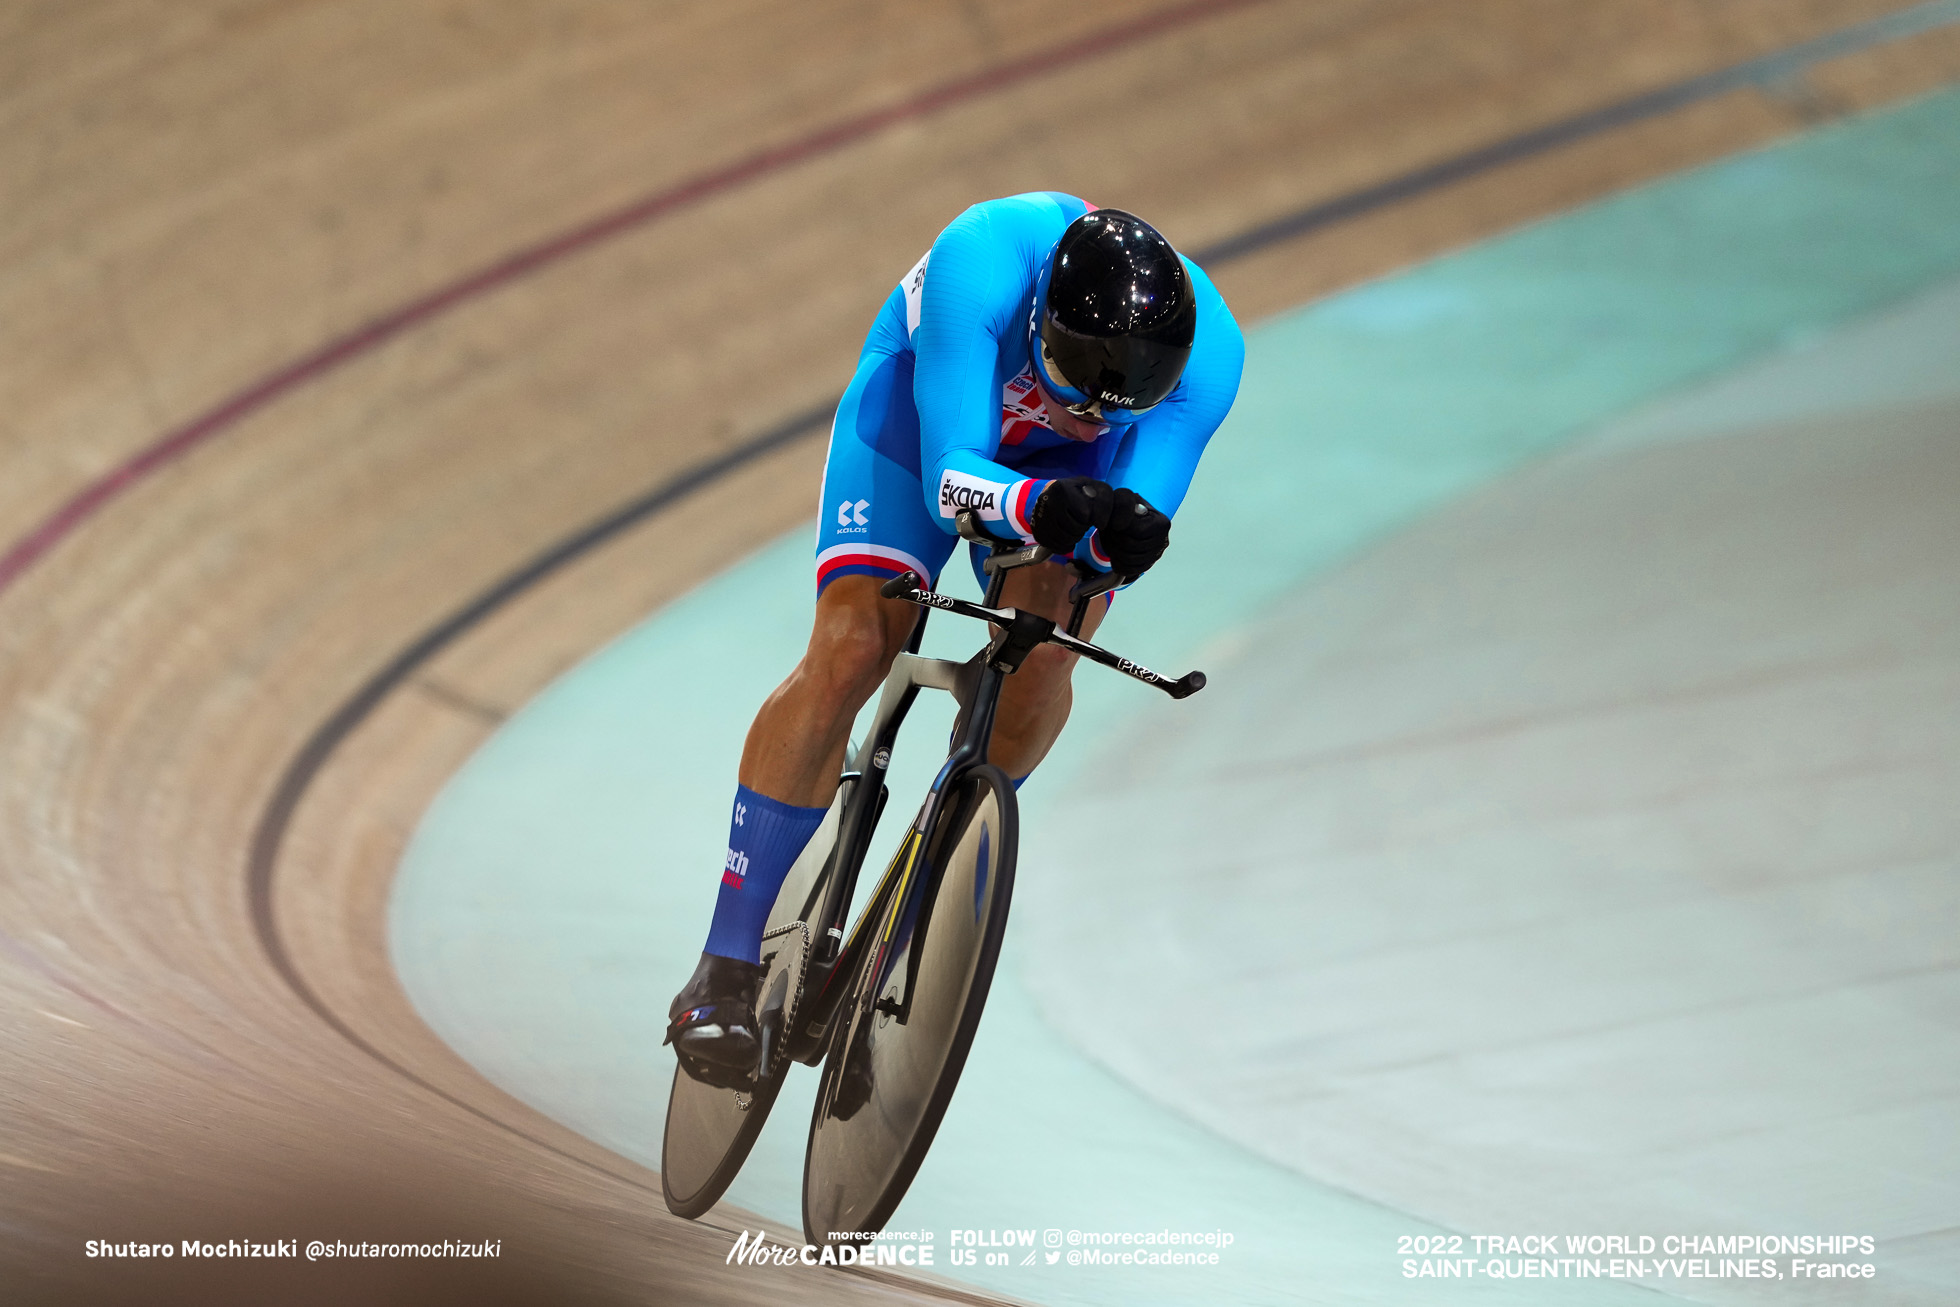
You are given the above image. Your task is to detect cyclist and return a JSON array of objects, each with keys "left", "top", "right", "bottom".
[{"left": 668, "top": 194, "right": 1243, "bottom": 1086}]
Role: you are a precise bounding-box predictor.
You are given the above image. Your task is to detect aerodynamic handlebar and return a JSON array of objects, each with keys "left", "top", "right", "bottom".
[{"left": 877, "top": 570, "right": 1206, "bottom": 700}]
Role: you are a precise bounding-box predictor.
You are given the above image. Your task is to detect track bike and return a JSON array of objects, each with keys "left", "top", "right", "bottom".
[{"left": 661, "top": 510, "right": 1206, "bottom": 1246}]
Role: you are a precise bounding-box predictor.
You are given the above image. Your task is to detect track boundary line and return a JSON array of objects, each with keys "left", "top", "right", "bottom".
[
  {"left": 6, "top": 0, "right": 1955, "bottom": 598},
  {"left": 8, "top": 0, "right": 1957, "bottom": 599},
  {"left": 0, "top": 0, "right": 1267, "bottom": 596},
  {"left": 1193, "top": 0, "right": 1960, "bottom": 263},
  {"left": 241, "top": 402, "right": 830, "bottom": 1194}
]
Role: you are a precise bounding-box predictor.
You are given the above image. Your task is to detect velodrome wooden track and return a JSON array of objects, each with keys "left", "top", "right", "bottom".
[{"left": 4, "top": 3, "right": 1959, "bottom": 1302}]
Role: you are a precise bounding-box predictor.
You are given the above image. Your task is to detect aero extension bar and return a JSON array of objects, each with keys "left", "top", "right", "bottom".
[{"left": 877, "top": 570, "right": 1207, "bottom": 700}]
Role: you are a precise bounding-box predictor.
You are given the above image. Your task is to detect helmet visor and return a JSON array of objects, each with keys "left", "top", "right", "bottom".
[{"left": 1031, "top": 329, "right": 1185, "bottom": 427}]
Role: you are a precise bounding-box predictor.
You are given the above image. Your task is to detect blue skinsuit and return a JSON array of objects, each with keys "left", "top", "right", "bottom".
[
  {"left": 698, "top": 195, "right": 1246, "bottom": 973},
  {"left": 814, "top": 191, "right": 1244, "bottom": 593}
]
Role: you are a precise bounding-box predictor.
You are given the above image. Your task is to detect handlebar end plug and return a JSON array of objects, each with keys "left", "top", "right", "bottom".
[
  {"left": 1168, "top": 670, "right": 1207, "bottom": 699},
  {"left": 880, "top": 571, "right": 922, "bottom": 599}
]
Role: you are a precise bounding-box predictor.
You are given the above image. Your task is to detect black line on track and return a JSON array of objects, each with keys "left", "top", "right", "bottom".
[
  {"left": 1193, "top": 0, "right": 1960, "bottom": 264},
  {"left": 244, "top": 403, "right": 832, "bottom": 1194},
  {"left": 246, "top": 1, "right": 1960, "bottom": 1177}
]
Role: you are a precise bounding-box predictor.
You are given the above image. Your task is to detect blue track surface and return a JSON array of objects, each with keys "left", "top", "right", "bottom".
[{"left": 392, "top": 88, "right": 1960, "bottom": 1305}]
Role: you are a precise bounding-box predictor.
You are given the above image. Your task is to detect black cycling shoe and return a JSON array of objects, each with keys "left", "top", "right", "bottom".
[{"left": 665, "top": 952, "right": 764, "bottom": 1090}]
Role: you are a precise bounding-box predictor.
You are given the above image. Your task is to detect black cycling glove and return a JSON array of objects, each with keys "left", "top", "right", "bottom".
[
  {"left": 1029, "top": 476, "right": 1113, "bottom": 553},
  {"left": 1099, "top": 488, "right": 1171, "bottom": 575}
]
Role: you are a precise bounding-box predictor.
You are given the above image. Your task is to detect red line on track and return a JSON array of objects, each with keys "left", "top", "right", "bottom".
[{"left": 0, "top": 0, "right": 1262, "bottom": 596}]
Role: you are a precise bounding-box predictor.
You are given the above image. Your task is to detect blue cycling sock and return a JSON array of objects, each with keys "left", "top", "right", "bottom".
[{"left": 703, "top": 784, "right": 827, "bottom": 964}]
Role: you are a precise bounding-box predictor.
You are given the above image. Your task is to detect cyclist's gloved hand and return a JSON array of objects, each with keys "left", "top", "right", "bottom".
[
  {"left": 1101, "top": 488, "right": 1171, "bottom": 575},
  {"left": 1029, "top": 477, "right": 1113, "bottom": 553}
]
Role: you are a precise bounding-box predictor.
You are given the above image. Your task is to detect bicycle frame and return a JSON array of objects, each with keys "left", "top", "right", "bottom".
[
  {"left": 785, "top": 582, "right": 1003, "bottom": 1060},
  {"left": 782, "top": 512, "right": 1204, "bottom": 1064},
  {"left": 667, "top": 522, "right": 1207, "bottom": 1227}
]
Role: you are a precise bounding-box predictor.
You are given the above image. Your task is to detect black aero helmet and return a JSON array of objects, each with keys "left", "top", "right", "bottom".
[{"left": 1030, "top": 208, "right": 1196, "bottom": 424}]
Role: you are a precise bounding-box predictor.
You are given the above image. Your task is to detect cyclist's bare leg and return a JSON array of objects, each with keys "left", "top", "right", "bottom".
[
  {"left": 736, "top": 563, "right": 1105, "bottom": 807},
  {"left": 672, "top": 582, "right": 911, "bottom": 1076},
  {"left": 737, "top": 574, "right": 920, "bottom": 808}
]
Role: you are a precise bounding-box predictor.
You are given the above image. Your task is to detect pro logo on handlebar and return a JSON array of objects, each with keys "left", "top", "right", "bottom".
[{"left": 1117, "top": 658, "right": 1159, "bottom": 683}]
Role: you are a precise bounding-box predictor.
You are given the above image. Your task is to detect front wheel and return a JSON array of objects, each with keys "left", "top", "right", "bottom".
[
  {"left": 661, "top": 769, "right": 850, "bottom": 1220},
  {"left": 801, "top": 764, "right": 1017, "bottom": 1245}
]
